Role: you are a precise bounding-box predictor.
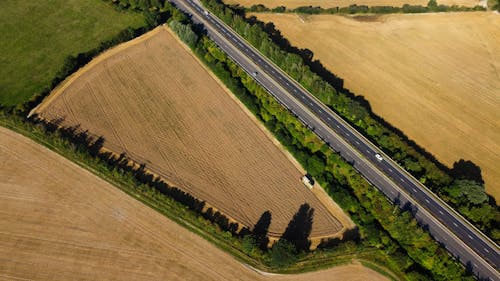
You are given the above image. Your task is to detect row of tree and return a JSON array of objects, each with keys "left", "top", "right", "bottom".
[
  {"left": 6, "top": 0, "right": 485, "bottom": 278},
  {"left": 201, "top": 0, "right": 499, "bottom": 244},
  {"left": 184, "top": 18, "right": 473, "bottom": 279},
  {"left": 246, "top": 0, "right": 486, "bottom": 14}
]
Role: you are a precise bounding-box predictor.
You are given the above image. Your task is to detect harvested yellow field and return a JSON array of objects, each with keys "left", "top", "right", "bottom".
[
  {"left": 225, "top": 0, "right": 480, "bottom": 8},
  {"left": 0, "top": 127, "right": 389, "bottom": 281},
  {"left": 253, "top": 12, "right": 500, "bottom": 199},
  {"left": 34, "top": 26, "right": 349, "bottom": 239}
]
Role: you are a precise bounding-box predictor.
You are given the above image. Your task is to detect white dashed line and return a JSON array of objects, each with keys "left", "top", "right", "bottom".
[
  {"left": 400, "top": 178, "right": 405, "bottom": 182},
  {"left": 336, "top": 125, "right": 340, "bottom": 128},
  {"left": 412, "top": 188, "right": 417, "bottom": 193},
  {"left": 453, "top": 222, "right": 458, "bottom": 227},
  {"left": 388, "top": 168, "right": 392, "bottom": 172},
  {"left": 425, "top": 199, "right": 430, "bottom": 204},
  {"left": 468, "top": 235, "right": 473, "bottom": 239},
  {"left": 484, "top": 248, "right": 490, "bottom": 253},
  {"left": 439, "top": 210, "right": 444, "bottom": 215}
]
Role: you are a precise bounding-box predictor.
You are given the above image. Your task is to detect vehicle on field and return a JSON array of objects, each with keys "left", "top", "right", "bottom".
[{"left": 301, "top": 174, "right": 314, "bottom": 189}]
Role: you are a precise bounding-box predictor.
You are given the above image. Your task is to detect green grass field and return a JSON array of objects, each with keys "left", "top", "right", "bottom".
[{"left": 0, "top": 0, "right": 145, "bottom": 106}]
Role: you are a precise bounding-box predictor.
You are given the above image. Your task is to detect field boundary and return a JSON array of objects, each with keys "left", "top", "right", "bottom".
[
  {"left": 162, "top": 25, "right": 356, "bottom": 240},
  {"left": 32, "top": 25, "right": 350, "bottom": 242}
]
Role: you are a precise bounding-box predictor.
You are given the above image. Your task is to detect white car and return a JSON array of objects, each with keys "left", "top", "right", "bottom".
[{"left": 375, "top": 153, "right": 383, "bottom": 161}]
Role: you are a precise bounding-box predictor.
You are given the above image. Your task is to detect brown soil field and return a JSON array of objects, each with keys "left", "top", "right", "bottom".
[
  {"left": 34, "top": 26, "right": 350, "bottom": 239},
  {"left": 252, "top": 12, "right": 500, "bottom": 199},
  {"left": 0, "top": 127, "right": 389, "bottom": 281},
  {"left": 225, "top": 0, "right": 480, "bottom": 8}
]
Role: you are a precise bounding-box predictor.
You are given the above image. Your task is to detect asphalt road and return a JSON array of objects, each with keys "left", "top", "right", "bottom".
[{"left": 168, "top": 0, "right": 500, "bottom": 279}]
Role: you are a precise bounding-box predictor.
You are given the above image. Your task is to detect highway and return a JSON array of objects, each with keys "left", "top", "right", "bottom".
[{"left": 168, "top": 0, "right": 500, "bottom": 279}]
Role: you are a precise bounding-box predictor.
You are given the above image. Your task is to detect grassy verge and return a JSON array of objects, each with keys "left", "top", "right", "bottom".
[
  {"left": 0, "top": 112, "right": 398, "bottom": 278},
  {"left": 0, "top": 0, "right": 145, "bottom": 106}
]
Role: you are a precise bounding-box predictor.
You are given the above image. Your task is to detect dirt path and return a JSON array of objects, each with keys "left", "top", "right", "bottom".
[{"left": 0, "top": 126, "right": 389, "bottom": 281}]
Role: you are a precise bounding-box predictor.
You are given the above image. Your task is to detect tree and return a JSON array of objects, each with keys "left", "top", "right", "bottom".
[
  {"left": 446, "top": 180, "right": 488, "bottom": 205},
  {"left": 269, "top": 240, "right": 297, "bottom": 267},
  {"left": 427, "top": 0, "right": 438, "bottom": 10}
]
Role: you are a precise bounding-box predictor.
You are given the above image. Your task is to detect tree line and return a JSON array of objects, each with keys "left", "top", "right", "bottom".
[
  {"left": 246, "top": 0, "right": 486, "bottom": 14},
  {"left": 190, "top": 23, "right": 473, "bottom": 279},
  {"left": 2, "top": 0, "right": 486, "bottom": 278},
  {"left": 105, "top": 1, "right": 485, "bottom": 278},
  {"left": 201, "top": 0, "right": 500, "bottom": 245}
]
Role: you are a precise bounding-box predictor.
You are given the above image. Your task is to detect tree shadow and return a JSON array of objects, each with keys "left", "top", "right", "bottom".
[
  {"left": 451, "top": 159, "right": 484, "bottom": 184},
  {"left": 282, "top": 203, "right": 314, "bottom": 252},
  {"left": 253, "top": 210, "right": 272, "bottom": 249}
]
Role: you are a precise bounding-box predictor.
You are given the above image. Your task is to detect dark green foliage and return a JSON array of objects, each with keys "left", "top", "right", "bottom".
[
  {"left": 269, "top": 240, "right": 298, "bottom": 267},
  {"left": 169, "top": 20, "right": 199, "bottom": 47},
  {"left": 201, "top": 0, "right": 498, "bottom": 244},
  {"left": 242, "top": 2, "right": 486, "bottom": 14}
]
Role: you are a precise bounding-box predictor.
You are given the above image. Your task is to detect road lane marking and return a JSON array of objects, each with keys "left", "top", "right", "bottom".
[
  {"left": 388, "top": 168, "right": 393, "bottom": 172},
  {"left": 484, "top": 248, "right": 490, "bottom": 253},
  {"left": 400, "top": 178, "right": 405, "bottom": 182},
  {"left": 425, "top": 199, "right": 430, "bottom": 203},
  {"left": 336, "top": 125, "right": 340, "bottom": 128},
  {"left": 468, "top": 235, "right": 473, "bottom": 239},
  {"left": 355, "top": 141, "right": 360, "bottom": 145},
  {"left": 412, "top": 188, "right": 417, "bottom": 192},
  {"left": 453, "top": 222, "right": 458, "bottom": 227},
  {"left": 439, "top": 210, "right": 444, "bottom": 215},
  {"left": 366, "top": 150, "right": 370, "bottom": 153}
]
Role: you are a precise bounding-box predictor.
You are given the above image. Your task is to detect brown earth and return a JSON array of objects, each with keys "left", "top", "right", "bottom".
[
  {"left": 225, "top": 0, "right": 480, "bottom": 8},
  {"left": 0, "top": 126, "right": 390, "bottom": 281},
  {"left": 252, "top": 12, "right": 500, "bottom": 199},
  {"left": 34, "top": 26, "right": 350, "bottom": 239}
]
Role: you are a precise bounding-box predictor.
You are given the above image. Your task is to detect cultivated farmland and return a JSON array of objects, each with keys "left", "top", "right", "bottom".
[
  {"left": 0, "top": 0, "right": 144, "bottom": 106},
  {"left": 224, "top": 0, "right": 480, "bottom": 9},
  {"left": 252, "top": 12, "right": 500, "bottom": 199},
  {"left": 0, "top": 126, "right": 388, "bottom": 281},
  {"left": 35, "top": 27, "right": 349, "bottom": 239}
]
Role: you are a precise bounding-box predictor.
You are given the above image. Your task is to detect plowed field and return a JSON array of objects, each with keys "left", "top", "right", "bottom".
[
  {"left": 252, "top": 12, "right": 500, "bottom": 199},
  {"left": 34, "top": 26, "right": 348, "bottom": 238},
  {"left": 0, "top": 126, "right": 388, "bottom": 281},
  {"left": 225, "top": 0, "right": 480, "bottom": 8}
]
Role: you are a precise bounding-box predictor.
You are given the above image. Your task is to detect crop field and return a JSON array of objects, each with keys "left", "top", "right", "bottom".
[
  {"left": 0, "top": 127, "right": 387, "bottom": 281},
  {"left": 0, "top": 0, "right": 144, "bottom": 106},
  {"left": 252, "top": 12, "right": 500, "bottom": 199},
  {"left": 224, "top": 0, "right": 480, "bottom": 8},
  {"left": 34, "top": 26, "right": 349, "bottom": 239}
]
